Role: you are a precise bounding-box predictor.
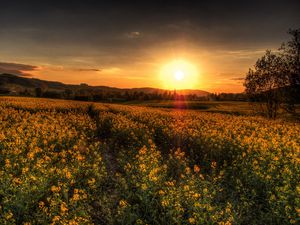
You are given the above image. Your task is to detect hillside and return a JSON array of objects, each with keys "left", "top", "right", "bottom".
[{"left": 0, "top": 73, "right": 209, "bottom": 97}]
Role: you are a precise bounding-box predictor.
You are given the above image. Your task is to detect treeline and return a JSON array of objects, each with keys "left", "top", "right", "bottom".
[
  {"left": 1, "top": 86, "right": 248, "bottom": 102},
  {"left": 208, "top": 93, "right": 247, "bottom": 101}
]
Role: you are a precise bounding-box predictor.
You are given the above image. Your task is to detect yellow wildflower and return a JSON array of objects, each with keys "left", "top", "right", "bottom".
[
  {"left": 60, "top": 202, "right": 68, "bottom": 214},
  {"left": 188, "top": 217, "right": 196, "bottom": 224},
  {"left": 194, "top": 165, "right": 200, "bottom": 173},
  {"left": 119, "top": 199, "right": 128, "bottom": 208}
]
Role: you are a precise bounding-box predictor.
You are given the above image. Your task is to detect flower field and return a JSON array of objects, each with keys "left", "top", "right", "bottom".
[{"left": 0, "top": 97, "right": 299, "bottom": 224}]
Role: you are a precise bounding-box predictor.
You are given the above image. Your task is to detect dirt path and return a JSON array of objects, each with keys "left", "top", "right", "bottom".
[{"left": 87, "top": 104, "right": 119, "bottom": 177}]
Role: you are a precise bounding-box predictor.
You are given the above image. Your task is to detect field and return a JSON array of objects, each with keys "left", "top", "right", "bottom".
[
  {"left": 123, "top": 100, "right": 300, "bottom": 119},
  {"left": 0, "top": 96, "right": 299, "bottom": 225}
]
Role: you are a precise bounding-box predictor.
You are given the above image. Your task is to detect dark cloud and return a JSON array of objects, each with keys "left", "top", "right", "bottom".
[
  {"left": 1, "top": 0, "right": 299, "bottom": 51},
  {"left": 125, "top": 31, "right": 141, "bottom": 39},
  {"left": 0, "top": 62, "right": 38, "bottom": 76}
]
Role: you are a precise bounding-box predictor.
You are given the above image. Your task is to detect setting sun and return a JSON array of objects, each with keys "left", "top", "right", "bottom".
[
  {"left": 160, "top": 59, "right": 199, "bottom": 89},
  {"left": 174, "top": 70, "right": 185, "bottom": 81}
]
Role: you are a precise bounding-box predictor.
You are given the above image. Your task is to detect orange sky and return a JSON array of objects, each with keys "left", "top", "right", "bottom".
[
  {"left": 1, "top": 1, "right": 298, "bottom": 93},
  {"left": 1, "top": 45, "right": 269, "bottom": 93},
  {"left": 29, "top": 47, "right": 267, "bottom": 93}
]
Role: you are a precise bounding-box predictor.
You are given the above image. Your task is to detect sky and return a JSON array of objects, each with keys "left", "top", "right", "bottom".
[{"left": 0, "top": 0, "right": 299, "bottom": 92}]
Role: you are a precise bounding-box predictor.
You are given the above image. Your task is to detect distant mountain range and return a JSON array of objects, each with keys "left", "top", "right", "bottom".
[{"left": 0, "top": 73, "right": 210, "bottom": 96}]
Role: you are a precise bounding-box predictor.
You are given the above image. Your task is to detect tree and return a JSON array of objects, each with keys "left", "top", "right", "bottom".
[
  {"left": 244, "top": 50, "right": 288, "bottom": 118},
  {"left": 64, "top": 89, "right": 73, "bottom": 99},
  {"left": 35, "top": 87, "right": 42, "bottom": 97},
  {"left": 280, "top": 29, "right": 300, "bottom": 111},
  {"left": 244, "top": 29, "right": 300, "bottom": 119}
]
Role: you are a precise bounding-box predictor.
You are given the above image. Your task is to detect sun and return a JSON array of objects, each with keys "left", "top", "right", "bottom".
[
  {"left": 160, "top": 59, "right": 199, "bottom": 89},
  {"left": 174, "top": 70, "right": 185, "bottom": 81}
]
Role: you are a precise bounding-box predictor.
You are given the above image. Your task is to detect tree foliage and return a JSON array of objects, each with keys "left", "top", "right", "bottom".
[{"left": 244, "top": 29, "right": 300, "bottom": 118}]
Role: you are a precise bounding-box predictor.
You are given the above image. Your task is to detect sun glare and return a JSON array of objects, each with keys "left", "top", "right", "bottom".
[
  {"left": 174, "top": 70, "right": 185, "bottom": 81},
  {"left": 160, "top": 59, "right": 199, "bottom": 89}
]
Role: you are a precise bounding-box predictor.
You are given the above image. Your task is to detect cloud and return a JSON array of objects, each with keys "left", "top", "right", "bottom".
[
  {"left": 101, "top": 67, "right": 121, "bottom": 74},
  {"left": 0, "top": 62, "right": 38, "bottom": 76},
  {"left": 0, "top": 63, "right": 102, "bottom": 77},
  {"left": 218, "top": 50, "right": 266, "bottom": 59},
  {"left": 230, "top": 77, "right": 245, "bottom": 80},
  {"left": 125, "top": 31, "right": 141, "bottom": 39},
  {"left": 40, "top": 66, "right": 101, "bottom": 72},
  {"left": 76, "top": 68, "right": 101, "bottom": 72}
]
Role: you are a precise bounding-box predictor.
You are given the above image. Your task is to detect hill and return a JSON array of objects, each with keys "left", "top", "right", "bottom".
[{"left": 0, "top": 73, "right": 209, "bottom": 97}]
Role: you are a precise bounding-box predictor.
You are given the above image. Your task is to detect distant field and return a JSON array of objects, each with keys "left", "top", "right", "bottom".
[
  {"left": 0, "top": 96, "right": 299, "bottom": 224},
  {"left": 126, "top": 100, "right": 253, "bottom": 112},
  {"left": 123, "top": 100, "right": 300, "bottom": 118}
]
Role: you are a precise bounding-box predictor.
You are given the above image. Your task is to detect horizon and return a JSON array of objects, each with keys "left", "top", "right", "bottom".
[
  {"left": 1, "top": 73, "right": 213, "bottom": 94},
  {"left": 0, "top": 0, "right": 299, "bottom": 93}
]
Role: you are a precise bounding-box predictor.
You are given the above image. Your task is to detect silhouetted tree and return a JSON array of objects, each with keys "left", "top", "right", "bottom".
[
  {"left": 280, "top": 29, "right": 300, "bottom": 111},
  {"left": 35, "top": 87, "right": 42, "bottom": 97},
  {"left": 20, "top": 89, "right": 32, "bottom": 96},
  {"left": 92, "top": 93, "right": 104, "bottom": 101},
  {"left": 244, "top": 50, "right": 288, "bottom": 118},
  {"left": 244, "top": 29, "right": 300, "bottom": 118},
  {"left": 0, "top": 87, "right": 10, "bottom": 94},
  {"left": 74, "top": 95, "right": 90, "bottom": 101},
  {"left": 64, "top": 89, "right": 73, "bottom": 99},
  {"left": 43, "top": 91, "right": 62, "bottom": 99}
]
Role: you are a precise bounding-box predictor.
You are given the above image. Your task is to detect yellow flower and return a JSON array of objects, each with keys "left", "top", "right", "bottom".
[
  {"left": 72, "top": 189, "right": 80, "bottom": 201},
  {"left": 136, "top": 219, "right": 143, "bottom": 224},
  {"left": 194, "top": 202, "right": 201, "bottom": 207},
  {"left": 62, "top": 168, "right": 72, "bottom": 179},
  {"left": 158, "top": 190, "right": 165, "bottom": 195},
  {"left": 161, "top": 199, "right": 169, "bottom": 207},
  {"left": 194, "top": 165, "right": 200, "bottom": 173},
  {"left": 184, "top": 185, "right": 189, "bottom": 191},
  {"left": 188, "top": 217, "right": 196, "bottom": 224},
  {"left": 211, "top": 161, "right": 217, "bottom": 169},
  {"left": 76, "top": 154, "right": 84, "bottom": 161},
  {"left": 60, "top": 202, "right": 68, "bottom": 214},
  {"left": 5, "top": 159, "right": 11, "bottom": 168},
  {"left": 22, "top": 167, "right": 29, "bottom": 174},
  {"left": 139, "top": 164, "right": 146, "bottom": 172},
  {"left": 185, "top": 167, "right": 191, "bottom": 174},
  {"left": 39, "top": 201, "right": 45, "bottom": 209},
  {"left": 51, "top": 186, "right": 61, "bottom": 193},
  {"left": 88, "top": 178, "right": 96, "bottom": 186},
  {"left": 51, "top": 216, "right": 61, "bottom": 224},
  {"left": 139, "top": 146, "right": 147, "bottom": 155},
  {"left": 5, "top": 211, "right": 13, "bottom": 220},
  {"left": 165, "top": 181, "right": 175, "bottom": 187},
  {"left": 13, "top": 177, "right": 22, "bottom": 185},
  {"left": 141, "top": 183, "right": 148, "bottom": 190},
  {"left": 193, "top": 193, "right": 200, "bottom": 199},
  {"left": 27, "top": 151, "right": 35, "bottom": 160},
  {"left": 119, "top": 199, "right": 128, "bottom": 208}
]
